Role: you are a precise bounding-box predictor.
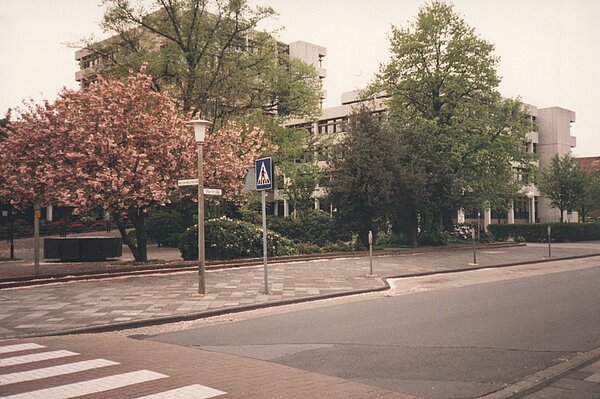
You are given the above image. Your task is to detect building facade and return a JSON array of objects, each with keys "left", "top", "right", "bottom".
[{"left": 283, "top": 90, "right": 577, "bottom": 227}]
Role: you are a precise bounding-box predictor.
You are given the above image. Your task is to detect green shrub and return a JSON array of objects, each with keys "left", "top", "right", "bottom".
[
  {"left": 419, "top": 229, "right": 452, "bottom": 246},
  {"left": 179, "top": 217, "right": 297, "bottom": 260},
  {"left": 375, "top": 232, "right": 409, "bottom": 248},
  {"left": 479, "top": 230, "right": 495, "bottom": 243},
  {"left": 146, "top": 210, "right": 184, "bottom": 247},
  {"left": 488, "top": 223, "right": 600, "bottom": 242},
  {"left": 267, "top": 216, "right": 304, "bottom": 241},
  {"left": 452, "top": 223, "right": 474, "bottom": 241},
  {"left": 294, "top": 242, "right": 323, "bottom": 254},
  {"left": 321, "top": 241, "right": 355, "bottom": 252},
  {"left": 267, "top": 210, "right": 351, "bottom": 245}
]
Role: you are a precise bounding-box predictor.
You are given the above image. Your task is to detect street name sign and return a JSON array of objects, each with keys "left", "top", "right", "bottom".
[{"left": 177, "top": 179, "right": 222, "bottom": 196}]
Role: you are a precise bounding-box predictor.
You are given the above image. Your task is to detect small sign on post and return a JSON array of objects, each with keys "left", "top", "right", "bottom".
[
  {"left": 255, "top": 157, "right": 274, "bottom": 295},
  {"left": 177, "top": 180, "right": 222, "bottom": 196},
  {"left": 255, "top": 157, "right": 273, "bottom": 191}
]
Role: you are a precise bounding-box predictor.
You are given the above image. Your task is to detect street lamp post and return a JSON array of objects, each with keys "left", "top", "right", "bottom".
[
  {"left": 187, "top": 118, "right": 212, "bottom": 295},
  {"left": 33, "top": 200, "right": 41, "bottom": 275},
  {"left": 526, "top": 191, "right": 535, "bottom": 223}
]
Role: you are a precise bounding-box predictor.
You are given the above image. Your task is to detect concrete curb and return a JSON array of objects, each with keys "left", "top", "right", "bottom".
[
  {"left": 5, "top": 250, "right": 600, "bottom": 398},
  {"left": 9, "top": 278, "right": 391, "bottom": 339},
  {"left": 383, "top": 252, "right": 600, "bottom": 280},
  {"left": 480, "top": 346, "right": 600, "bottom": 399},
  {"left": 9, "top": 251, "right": 600, "bottom": 339}
]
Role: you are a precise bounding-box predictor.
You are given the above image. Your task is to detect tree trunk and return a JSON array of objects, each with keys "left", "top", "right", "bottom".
[
  {"left": 442, "top": 207, "right": 455, "bottom": 230},
  {"left": 128, "top": 207, "right": 147, "bottom": 261},
  {"left": 112, "top": 210, "right": 147, "bottom": 262},
  {"left": 559, "top": 207, "right": 565, "bottom": 223}
]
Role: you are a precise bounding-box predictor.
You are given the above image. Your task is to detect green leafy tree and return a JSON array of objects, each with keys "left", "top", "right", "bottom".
[
  {"left": 281, "top": 162, "right": 324, "bottom": 219},
  {"left": 371, "top": 1, "right": 533, "bottom": 233},
  {"left": 326, "top": 105, "right": 406, "bottom": 247},
  {"left": 575, "top": 168, "right": 600, "bottom": 222},
  {"left": 268, "top": 121, "right": 331, "bottom": 220},
  {"left": 537, "top": 154, "right": 586, "bottom": 222},
  {"left": 80, "top": 0, "right": 322, "bottom": 125}
]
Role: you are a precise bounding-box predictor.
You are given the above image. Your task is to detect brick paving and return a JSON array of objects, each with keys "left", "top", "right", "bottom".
[
  {"left": 1, "top": 242, "right": 600, "bottom": 339},
  {"left": 1, "top": 239, "right": 600, "bottom": 398},
  {"left": 0, "top": 335, "right": 420, "bottom": 398},
  {"left": 518, "top": 357, "right": 600, "bottom": 399}
]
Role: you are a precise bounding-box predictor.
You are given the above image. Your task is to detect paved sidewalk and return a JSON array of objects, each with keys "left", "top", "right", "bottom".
[
  {"left": 1, "top": 241, "right": 600, "bottom": 398},
  {"left": 521, "top": 356, "right": 600, "bottom": 399},
  {"left": 1, "top": 242, "right": 599, "bottom": 339},
  {"left": 0, "top": 334, "right": 419, "bottom": 399}
]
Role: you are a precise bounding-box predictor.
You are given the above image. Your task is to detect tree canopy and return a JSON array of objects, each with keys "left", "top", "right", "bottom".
[
  {"left": 81, "top": 0, "right": 322, "bottom": 126},
  {"left": 370, "top": 1, "right": 534, "bottom": 234},
  {"left": 537, "top": 154, "right": 586, "bottom": 222},
  {"left": 0, "top": 72, "right": 265, "bottom": 260},
  {"left": 326, "top": 105, "right": 407, "bottom": 247}
]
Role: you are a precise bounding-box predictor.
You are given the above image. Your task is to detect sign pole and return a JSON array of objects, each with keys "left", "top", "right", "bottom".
[
  {"left": 262, "top": 190, "right": 269, "bottom": 294},
  {"left": 255, "top": 157, "right": 273, "bottom": 295}
]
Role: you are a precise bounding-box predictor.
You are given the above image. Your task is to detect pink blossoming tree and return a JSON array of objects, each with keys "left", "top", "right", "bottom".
[{"left": 0, "top": 72, "right": 266, "bottom": 261}]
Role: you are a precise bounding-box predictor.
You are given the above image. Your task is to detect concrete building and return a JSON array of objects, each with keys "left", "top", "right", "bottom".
[
  {"left": 283, "top": 90, "right": 577, "bottom": 226},
  {"left": 75, "top": 34, "right": 327, "bottom": 95}
]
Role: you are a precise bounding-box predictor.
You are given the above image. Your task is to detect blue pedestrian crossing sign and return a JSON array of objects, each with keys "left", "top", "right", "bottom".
[{"left": 255, "top": 157, "right": 273, "bottom": 191}]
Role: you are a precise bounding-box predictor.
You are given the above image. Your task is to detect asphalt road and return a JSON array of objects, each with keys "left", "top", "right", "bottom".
[{"left": 147, "top": 263, "right": 600, "bottom": 399}]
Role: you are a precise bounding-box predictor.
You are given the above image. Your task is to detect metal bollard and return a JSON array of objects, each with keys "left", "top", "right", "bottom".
[
  {"left": 471, "top": 228, "right": 478, "bottom": 265},
  {"left": 547, "top": 225, "right": 552, "bottom": 258},
  {"left": 368, "top": 230, "right": 373, "bottom": 276}
]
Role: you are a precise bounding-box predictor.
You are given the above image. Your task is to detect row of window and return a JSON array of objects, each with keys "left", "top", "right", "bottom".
[{"left": 290, "top": 117, "right": 348, "bottom": 135}]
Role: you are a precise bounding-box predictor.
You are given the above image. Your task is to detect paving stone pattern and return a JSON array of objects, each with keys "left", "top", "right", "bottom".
[
  {"left": 521, "top": 358, "right": 600, "bottom": 399},
  {"left": 0, "top": 335, "right": 419, "bottom": 398},
  {"left": 1, "top": 243, "right": 599, "bottom": 339}
]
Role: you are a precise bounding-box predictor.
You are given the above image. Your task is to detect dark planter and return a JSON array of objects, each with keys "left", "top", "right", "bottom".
[{"left": 44, "top": 237, "right": 122, "bottom": 261}]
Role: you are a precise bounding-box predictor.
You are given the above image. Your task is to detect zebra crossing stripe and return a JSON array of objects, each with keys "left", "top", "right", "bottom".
[
  {"left": 0, "top": 359, "right": 119, "bottom": 386},
  {"left": 0, "top": 344, "right": 45, "bottom": 354},
  {"left": 0, "top": 370, "right": 168, "bottom": 399},
  {"left": 0, "top": 350, "right": 78, "bottom": 367},
  {"left": 135, "top": 384, "right": 227, "bottom": 398}
]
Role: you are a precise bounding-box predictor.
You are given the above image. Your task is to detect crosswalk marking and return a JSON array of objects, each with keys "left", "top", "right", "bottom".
[
  {"left": 0, "top": 359, "right": 119, "bottom": 386},
  {"left": 0, "top": 344, "right": 45, "bottom": 354},
  {"left": 135, "top": 384, "right": 227, "bottom": 399},
  {"left": 0, "top": 350, "right": 78, "bottom": 367},
  {"left": 1, "top": 370, "right": 168, "bottom": 399},
  {"left": 0, "top": 344, "right": 227, "bottom": 398}
]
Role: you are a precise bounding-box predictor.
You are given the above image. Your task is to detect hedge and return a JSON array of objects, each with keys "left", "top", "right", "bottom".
[
  {"left": 488, "top": 223, "right": 600, "bottom": 242},
  {"left": 145, "top": 210, "right": 184, "bottom": 247},
  {"left": 267, "top": 210, "right": 351, "bottom": 245},
  {"left": 179, "top": 217, "right": 296, "bottom": 260}
]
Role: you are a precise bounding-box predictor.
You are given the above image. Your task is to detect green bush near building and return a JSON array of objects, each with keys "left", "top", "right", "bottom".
[
  {"left": 145, "top": 210, "right": 184, "bottom": 247},
  {"left": 179, "top": 217, "right": 296, "bottom": 260},
  {"left": 489, "top": 223, "right": 600, "bottom": 242},
  {"left": 267, "top": 210, "right": 352, "bottom": 245}
]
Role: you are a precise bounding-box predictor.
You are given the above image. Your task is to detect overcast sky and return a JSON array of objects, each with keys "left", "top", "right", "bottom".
[{"left": 1, "top": 0, "right": 599, "bottom": 156}]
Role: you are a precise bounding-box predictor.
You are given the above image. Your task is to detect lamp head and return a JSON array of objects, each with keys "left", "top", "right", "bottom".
[{"left": 187, "top": 118, "right": 212, "bottom": 143}]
